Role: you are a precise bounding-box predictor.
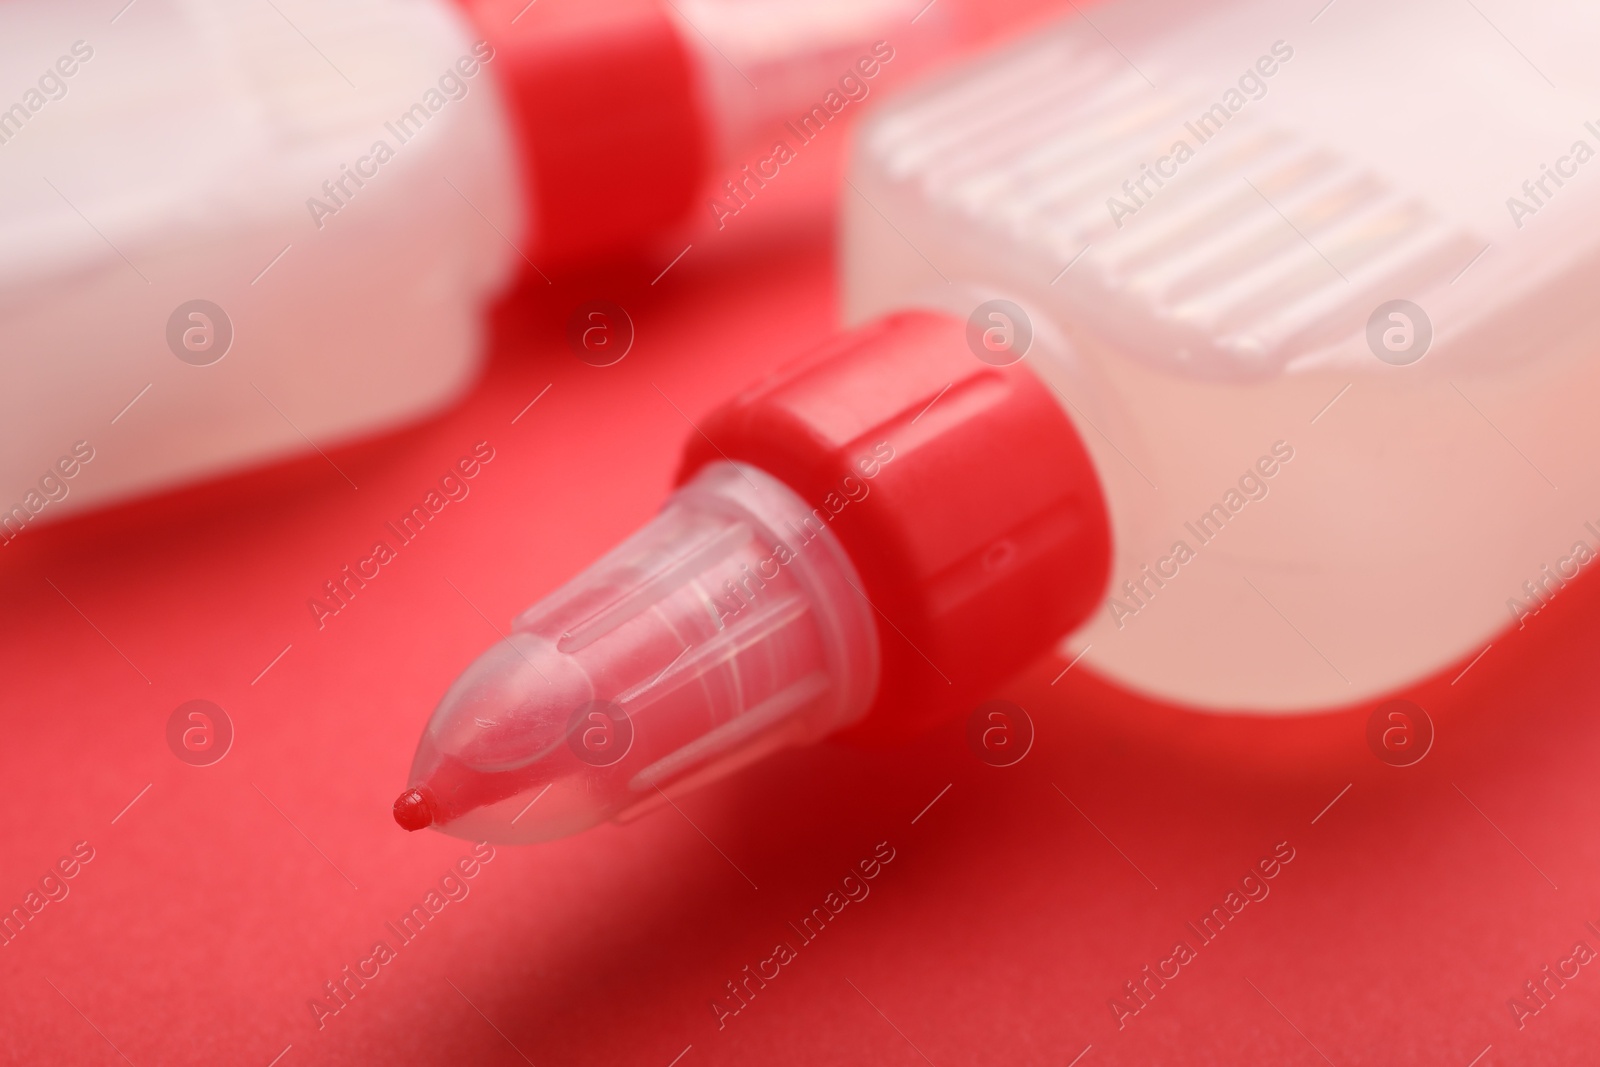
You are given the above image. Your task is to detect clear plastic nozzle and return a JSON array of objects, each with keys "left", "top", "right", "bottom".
[{"left": 401, "top": 462, "right": 879, "bottom": 844}]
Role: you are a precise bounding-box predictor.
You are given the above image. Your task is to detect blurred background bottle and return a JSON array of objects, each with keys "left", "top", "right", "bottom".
[{"left": 0, "top": 0, "right": 1017, "bottom": 529}]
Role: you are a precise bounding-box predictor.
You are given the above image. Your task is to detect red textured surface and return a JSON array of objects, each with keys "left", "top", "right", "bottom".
[
  {"left": 682, "top": 310, "right": 1111, "bottom": 743},
  {"left": 6, "top": 47, "right": 1600, "bottom": 1067}
]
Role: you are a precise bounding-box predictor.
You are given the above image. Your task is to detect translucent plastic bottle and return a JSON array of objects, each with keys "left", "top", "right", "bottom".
[
  {"left": 0, "top": 0, "right": 951, "bottom": 526},
  {"left": 400, "top": 0, "right": 1600, "bottom": 843}
]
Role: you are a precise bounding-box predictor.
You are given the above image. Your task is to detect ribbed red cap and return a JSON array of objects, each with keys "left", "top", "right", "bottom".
[
  {"left": 463, "top": 0, "right": 709, "bottom": 264},
  {"left": 678, "top": 311, "right": 1112, "bottom": 742}
]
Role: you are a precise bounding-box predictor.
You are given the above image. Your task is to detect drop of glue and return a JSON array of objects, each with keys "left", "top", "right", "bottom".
[{"left": 392, "top": 787, "right": 434, "bottom": 832}]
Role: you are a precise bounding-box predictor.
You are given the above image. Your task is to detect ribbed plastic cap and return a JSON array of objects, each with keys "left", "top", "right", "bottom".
[
  {"left": 463, "top": 0, "right": 709, "bottom": 264},
  {"left": 678, "top": 310, "right": 1112, "bottom": 742}
]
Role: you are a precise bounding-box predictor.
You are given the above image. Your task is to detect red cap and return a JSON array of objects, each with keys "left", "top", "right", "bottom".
[
  {"left": 678, "top": 311, "right": 1112, "bottom": 743},
  {"left": 462, "top": 0, "right": 709, "bottom": 264}
]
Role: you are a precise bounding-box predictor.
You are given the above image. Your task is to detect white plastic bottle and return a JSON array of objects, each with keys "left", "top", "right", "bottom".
[
  {"left": 0, "top": 0, "right": 950, "bottom": 532},
  {"left": 0, "top": 0, "right": 520, "bottom": 531}
]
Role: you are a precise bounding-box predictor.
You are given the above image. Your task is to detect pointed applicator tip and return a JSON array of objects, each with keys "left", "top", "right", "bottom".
[{"left": 392, "top": 787, "right": 434, "bottom": 832}]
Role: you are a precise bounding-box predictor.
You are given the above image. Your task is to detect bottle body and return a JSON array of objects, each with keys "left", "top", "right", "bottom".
[
  {"left": 1027, "top": 317, "right": 1589, "bottom": 713},
  {"left": 0, "top": 0, "right": 522, "bottom": 524},
  {"left": 843, "top": 0, "right": 1600, "bottom": 711}
]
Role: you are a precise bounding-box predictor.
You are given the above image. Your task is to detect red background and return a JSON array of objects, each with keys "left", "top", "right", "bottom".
[{"left": 3, "top": 38, "right": 1597, "bottom": 1067}]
